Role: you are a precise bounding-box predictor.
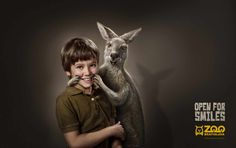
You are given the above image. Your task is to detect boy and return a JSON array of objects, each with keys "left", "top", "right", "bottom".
[{"left": 56, "top": 37, "right": 123, "bottom": 148}]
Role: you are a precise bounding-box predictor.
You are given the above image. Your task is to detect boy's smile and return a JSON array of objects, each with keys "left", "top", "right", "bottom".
[
  {"left": 66, "top": 58, "right": 98, "bottom": 90},
  {"left": 80, "top": 76, "right": 94, "bottom": 86}
]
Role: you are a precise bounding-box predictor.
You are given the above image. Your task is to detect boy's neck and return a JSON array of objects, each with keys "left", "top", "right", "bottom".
[{"left": 74, "top": 84, "right": 93, "bottom": 95}]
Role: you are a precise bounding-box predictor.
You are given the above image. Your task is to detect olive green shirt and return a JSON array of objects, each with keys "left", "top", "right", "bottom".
[{"left": 56, "top": 86, "right": 116, "bottom": 148}]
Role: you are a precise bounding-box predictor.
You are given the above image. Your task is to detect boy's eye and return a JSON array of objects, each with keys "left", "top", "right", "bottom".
[
  {"left": 76, "top": 66, "right": 83, "bottom": 70},
  {"left": 90, "top": 64, "right": 97, "bottom": 67}
]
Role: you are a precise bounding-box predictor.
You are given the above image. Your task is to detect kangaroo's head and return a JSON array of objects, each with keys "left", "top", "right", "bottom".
[{"left": 97, "top": 22, "right": 141, "bottom": 67}]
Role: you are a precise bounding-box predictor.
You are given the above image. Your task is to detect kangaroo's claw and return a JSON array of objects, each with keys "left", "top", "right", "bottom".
[{"left": 67, "top": 76, "right": 80, "bottom": 86}]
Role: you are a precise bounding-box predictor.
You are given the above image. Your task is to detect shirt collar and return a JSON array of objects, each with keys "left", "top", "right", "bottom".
[
  {"left": 66, "top": 84, "right": 100, "bottom": 96},
  {"left": 66, "top": 86, "right": 83, "bottom": 96}
]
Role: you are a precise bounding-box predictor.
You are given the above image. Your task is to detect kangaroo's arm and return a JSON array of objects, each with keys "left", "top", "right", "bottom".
[
  {"left": 94, "top": 74, "right": 130, "bottom": 106},
  {"left": 102, "top": 81, "right": 130, "bottom": 106}
]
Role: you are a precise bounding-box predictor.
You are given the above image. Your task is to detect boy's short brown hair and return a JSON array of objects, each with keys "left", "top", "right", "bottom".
[{"left": 61, "top": 37, "right": 99, "bottom": 72}]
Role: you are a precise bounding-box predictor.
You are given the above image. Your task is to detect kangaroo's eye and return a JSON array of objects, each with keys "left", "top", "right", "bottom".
[
  {"left": 107, "top": 43, "right": 112, "bottom": 48},
  {"left": 120, "top": 46, "right": 127, "bottom": 50}
]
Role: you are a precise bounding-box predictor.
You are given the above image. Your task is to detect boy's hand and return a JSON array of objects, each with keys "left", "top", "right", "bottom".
[
  {"left": 109, "top": 121, "right": 125, "bottom": 140},
  {"left": 112, "top": 139, "right": 123, "bottom": 148},
  {"left": 67, "top": 76, "right": 80, "bottom": 86}
]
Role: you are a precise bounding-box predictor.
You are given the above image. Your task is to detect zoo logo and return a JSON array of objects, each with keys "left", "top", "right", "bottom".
[{"left": 195, "top": 125, "right": 225, "bottom": 136}]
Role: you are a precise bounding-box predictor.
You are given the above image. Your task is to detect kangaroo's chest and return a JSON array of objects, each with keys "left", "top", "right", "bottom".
[{"left": 102, "top": 68, "right": 127, "bottom": 92}]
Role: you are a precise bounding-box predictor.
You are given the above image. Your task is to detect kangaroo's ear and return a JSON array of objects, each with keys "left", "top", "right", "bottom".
[
  {"left": 120, "top": 28, "right": 142, "bottom": 43},
  {"left": 97, "top": 22, "right": 118, "bottom": 41}
]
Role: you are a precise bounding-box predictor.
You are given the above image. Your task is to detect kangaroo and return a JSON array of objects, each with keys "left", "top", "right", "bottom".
[
  {"left": 67, "top": 22, "right": 145, "bottom": 148},
  {"left": 95, "top": 22, "right": 145, "bottom": 148}
]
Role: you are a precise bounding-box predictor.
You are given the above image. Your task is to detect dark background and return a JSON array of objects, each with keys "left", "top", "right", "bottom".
[{"left": 1, "top": 0, "right": 235, "bottom": 147}]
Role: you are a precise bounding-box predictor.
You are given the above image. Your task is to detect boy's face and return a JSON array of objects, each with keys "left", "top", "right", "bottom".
[{"left": 66, "top": 58, "right": 98, "bottom": 89}]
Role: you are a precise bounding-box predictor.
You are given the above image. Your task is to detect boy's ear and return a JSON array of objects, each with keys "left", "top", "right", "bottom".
[
  {"left": 97, "top": 22, "right": 118, "bottom": 41},
  {"left": 120, "top": 28, "right": 142, "bottom": 44},
  {"left": 66, "top": 71, "right": 71, "bottom": 77}
]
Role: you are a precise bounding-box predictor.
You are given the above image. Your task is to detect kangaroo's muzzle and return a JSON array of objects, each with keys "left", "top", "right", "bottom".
[{"left": 110, "top": 53, "right": 119, "bottom": 60}]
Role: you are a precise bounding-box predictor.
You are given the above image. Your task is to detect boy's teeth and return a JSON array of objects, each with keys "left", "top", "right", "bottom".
[{"left": 84, "top": 78, "right": 91, "bottom": 80}]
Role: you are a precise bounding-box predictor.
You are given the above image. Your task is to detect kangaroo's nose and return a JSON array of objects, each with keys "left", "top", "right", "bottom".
[{"left": 110, "top": 53, "right": 119, "bottom": 60}]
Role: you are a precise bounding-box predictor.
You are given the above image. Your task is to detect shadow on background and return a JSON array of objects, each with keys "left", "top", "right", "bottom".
[{"left": 137, "top": 64, "right": 174, "bottom": 148}]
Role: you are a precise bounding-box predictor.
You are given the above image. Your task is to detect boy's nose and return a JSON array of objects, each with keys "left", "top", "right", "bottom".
[{"left": 83, "top": 66, "right": 91, "bottom": 75}]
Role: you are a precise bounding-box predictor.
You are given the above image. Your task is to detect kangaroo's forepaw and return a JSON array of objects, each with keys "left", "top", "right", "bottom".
[{"left": 67, "top": 76, "right": 80, "bottom": 86}]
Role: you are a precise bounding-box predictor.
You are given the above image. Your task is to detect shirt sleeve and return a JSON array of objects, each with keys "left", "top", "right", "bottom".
[{"left": 56, "top": 95, "right": 80, "bottom": 133}]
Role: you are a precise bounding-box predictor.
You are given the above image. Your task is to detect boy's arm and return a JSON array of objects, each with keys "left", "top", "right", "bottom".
[{"left": 64, "top": 122, "right": 124, "bottom": 148}]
